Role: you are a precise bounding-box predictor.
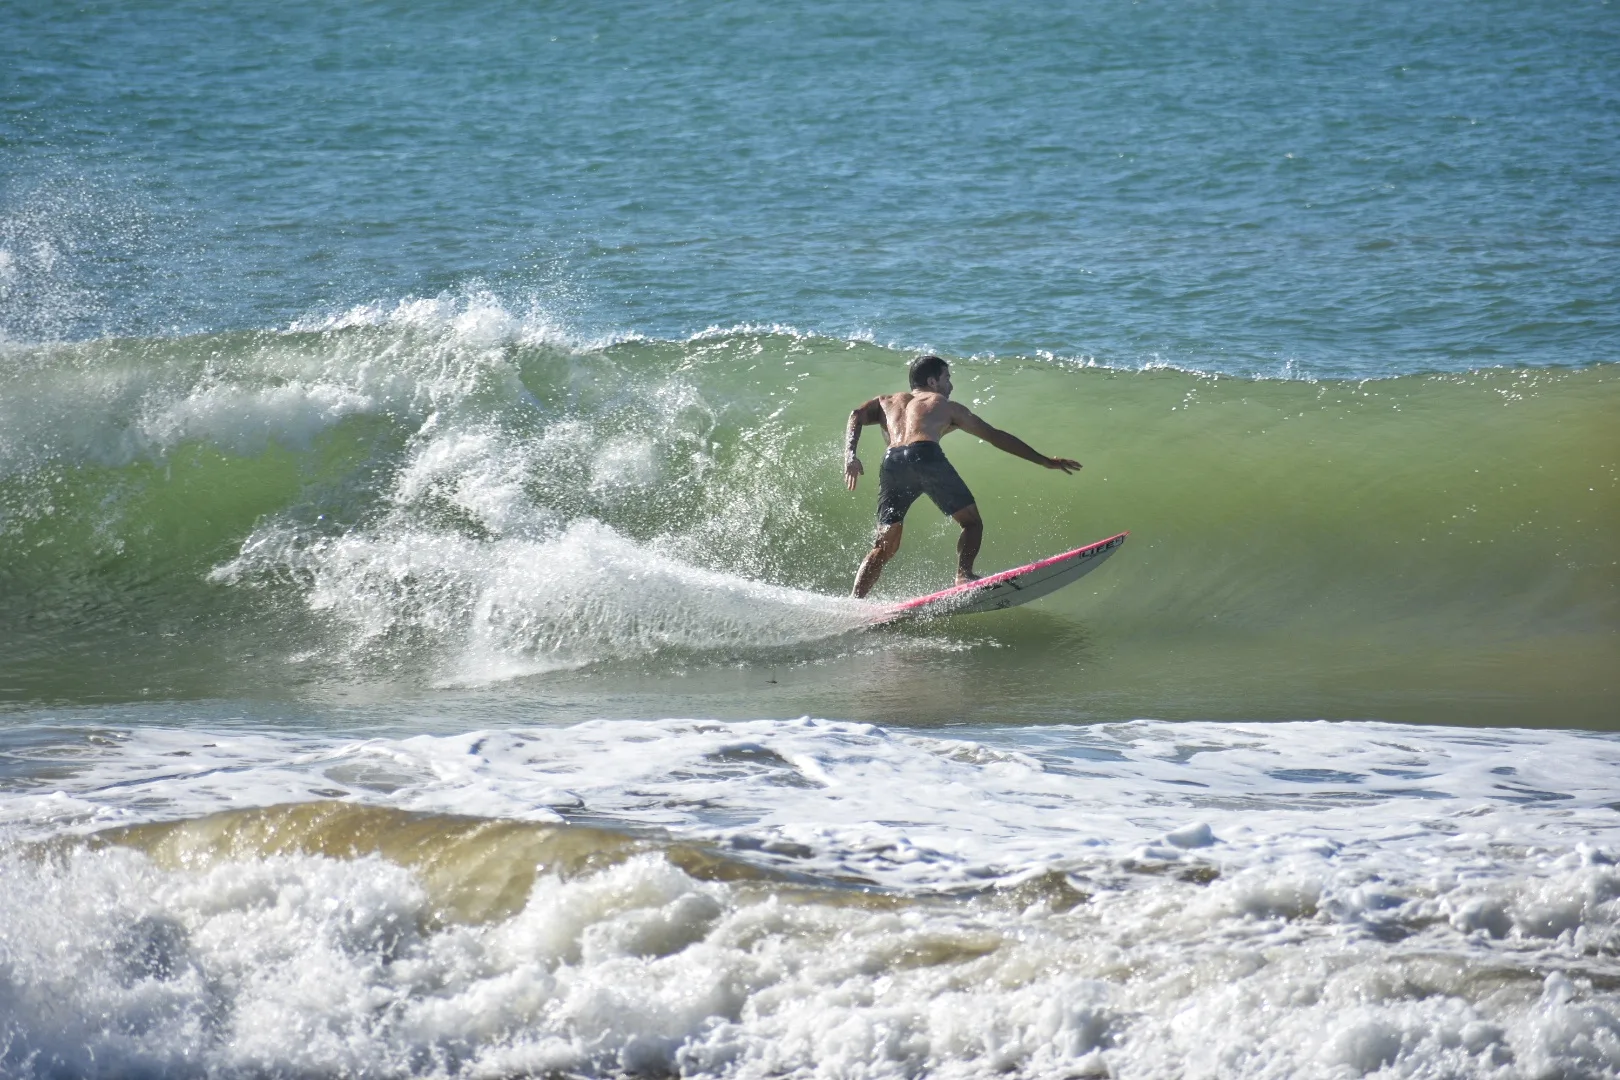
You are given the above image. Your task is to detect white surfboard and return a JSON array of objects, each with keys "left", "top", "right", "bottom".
[{"left": 874, "top": 532, "right": 1127, "bottom": 623}]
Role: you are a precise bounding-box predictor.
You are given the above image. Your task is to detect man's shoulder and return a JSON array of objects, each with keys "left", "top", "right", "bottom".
[{"left": 944, "top": 400, "right": 989, "bottom": 433}]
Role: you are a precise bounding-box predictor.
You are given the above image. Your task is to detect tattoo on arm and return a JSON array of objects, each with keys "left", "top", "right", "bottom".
[{"left": 846, "top": 400, "right": 879, "bottom": 460}]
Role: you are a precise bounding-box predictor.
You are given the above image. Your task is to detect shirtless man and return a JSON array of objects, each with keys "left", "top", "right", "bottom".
[{"left": 844, "top": 355, "right": 1081, "bottom": 598}]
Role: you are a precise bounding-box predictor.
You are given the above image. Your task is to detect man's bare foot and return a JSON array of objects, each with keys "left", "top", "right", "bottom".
[{"left": 955, "top": 572, "right": 982, "bottom": 586}]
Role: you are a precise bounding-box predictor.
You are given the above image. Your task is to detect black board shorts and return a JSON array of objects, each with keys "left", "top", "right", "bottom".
[{"left": 876, "top": 441, "right": 976, "bottom": 527}]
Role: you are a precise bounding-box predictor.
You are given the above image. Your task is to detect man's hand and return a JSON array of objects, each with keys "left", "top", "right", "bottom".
[
  {"left": 845, "top": 457, "right": 865, "bottom": 491},
  {"left": 1045, "top": 457, "right": 1082, "bottom": 474}
]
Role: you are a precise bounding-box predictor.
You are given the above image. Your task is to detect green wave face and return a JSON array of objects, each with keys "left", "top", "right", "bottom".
[{"left": 1, "top": 323, "right": 1614, "bottom": 725}]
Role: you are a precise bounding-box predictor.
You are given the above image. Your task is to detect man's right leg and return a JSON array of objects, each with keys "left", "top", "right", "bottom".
[
  {"left": 952, "top": 504, "right": 983, "bottom": 584},
  {"left": 852, "top": 522, "right": 903, "bottom": 598}
]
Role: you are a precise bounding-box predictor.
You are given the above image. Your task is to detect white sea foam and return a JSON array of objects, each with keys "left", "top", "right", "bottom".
[
  {"left": 8, "top": 719, "right": 1619, "bottom": 888},
  {"left": 2, "top": 718, "right": 1617, "bottom": 1078},
  {"left": 212, "top": 519, "right": 867, "bottom": 684}
]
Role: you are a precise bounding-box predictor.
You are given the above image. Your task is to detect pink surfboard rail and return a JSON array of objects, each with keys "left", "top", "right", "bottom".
[{"left": 875, "top": 531, "right": 1128, "bottom": 623}]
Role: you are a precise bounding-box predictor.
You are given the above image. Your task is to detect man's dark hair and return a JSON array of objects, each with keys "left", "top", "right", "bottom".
[{"left": 909, "top": 354, "right": 949, "bottom": 390}]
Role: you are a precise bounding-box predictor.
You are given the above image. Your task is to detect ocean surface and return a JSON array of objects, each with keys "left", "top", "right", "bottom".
[{"left": 2, "top": 2, "right": 1617, "bottom": 1077}]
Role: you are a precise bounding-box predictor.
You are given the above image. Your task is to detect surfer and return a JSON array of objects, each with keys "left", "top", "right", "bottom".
[{"left": 844, "top": 355, "right": 1081, "bottom": 598}]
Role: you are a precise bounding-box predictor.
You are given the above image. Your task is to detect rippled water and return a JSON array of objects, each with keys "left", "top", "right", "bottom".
[{"left": 6, "top": 0, "right": 1617, "bottom": 372}]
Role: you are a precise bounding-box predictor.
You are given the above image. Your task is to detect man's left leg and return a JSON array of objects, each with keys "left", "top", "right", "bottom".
[
  {"left": 853, "top": 522, "right": 904, "bottom": 599},
  {"left": 952, "top": 504, "right": 983, "bottom": 584}
]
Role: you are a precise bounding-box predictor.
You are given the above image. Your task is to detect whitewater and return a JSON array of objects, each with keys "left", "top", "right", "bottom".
[
  {"left": 4, "top": 0, "right": 1618, "bottom": 1077},
  {"left": 0, "top": 713, "right": 1617, "bottom": 1078}
]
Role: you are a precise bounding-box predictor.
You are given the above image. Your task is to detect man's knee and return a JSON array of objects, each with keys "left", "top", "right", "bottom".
[
  {"left": 952, "top": 504, "right": 982, "bottom": 530},
  {"left": 872, "top": 523, "right": 904, "bottom": 558}
]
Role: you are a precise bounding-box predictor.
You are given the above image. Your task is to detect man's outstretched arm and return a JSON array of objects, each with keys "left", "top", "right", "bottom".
[
  {"left": 844, "top": 399, "right": 884, "bottom": 490},
  {"left": 952, "top": 407, "right": 1081, "bottom": 473}
]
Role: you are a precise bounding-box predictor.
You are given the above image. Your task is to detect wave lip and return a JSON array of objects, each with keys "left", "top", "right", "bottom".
[{"left": 284, "top": 288, "right": 629, "bottom": 353}]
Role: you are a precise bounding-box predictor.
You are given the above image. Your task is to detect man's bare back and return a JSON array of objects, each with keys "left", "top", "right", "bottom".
[
  {"left": 843, "top": 355, "right": 1081, "bottom": 598},
  {"left": 863, "top": 388, "right": 963, "bottom": 448}
]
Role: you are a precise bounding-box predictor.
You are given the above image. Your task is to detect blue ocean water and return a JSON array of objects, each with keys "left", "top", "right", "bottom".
[{"left": 5, "top": 0, "right": 1617, "bottom": 374}]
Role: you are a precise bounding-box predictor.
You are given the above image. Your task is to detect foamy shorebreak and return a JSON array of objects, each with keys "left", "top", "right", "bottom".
[{"left": 3, "top": 718, "right": 1618, "bottom": 1077}]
